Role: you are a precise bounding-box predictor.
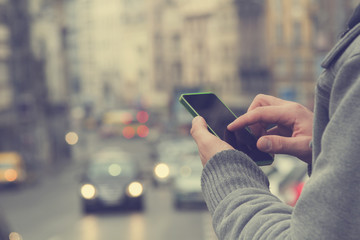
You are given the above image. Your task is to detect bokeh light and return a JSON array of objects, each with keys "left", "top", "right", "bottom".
[
  {"left": 127, "top": 181, "right": 143, "bottom": 197},
  {"left": 9, "top": 232, "right": 23, "bottom": 240},
  {"left": 80, "top": 184, "right": 96, "bottom": 200},
  {"left": 136, "top": 111, "right": 149, "bottom": 123},
  {"left": 108, "top": 164, "right": 122, "bottom": 176},
  {"left": 179, "top": 166, "right": 192, "bottom": 177},
  {"left": 122, "top": 126, "right": 135, "bottom": 139},
  {"left": 120, "top": 112, "right": 133, "bottom": 124},
  {"left": 65, "top": 131, "right": 79, "bottom": 145},
  {"left": 154, "top": 163, "right": 170, "bottom": 179},
  {"left": 4, "top": 169, "right": 18, "bottom": 182},
  {"left": 137, "top": 125, "right": 149, "bottom": 138}
]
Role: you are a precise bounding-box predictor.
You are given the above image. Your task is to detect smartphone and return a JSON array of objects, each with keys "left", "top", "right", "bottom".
[{"left": 179, "top": 92, "right": 273, "bottom": 166}]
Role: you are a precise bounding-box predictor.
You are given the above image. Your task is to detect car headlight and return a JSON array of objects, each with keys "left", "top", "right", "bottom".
[
  {"left": 179, "top": 166, "right": 192, "bottom": 177},
  {"left": 154, "top": 163, "right": 170, "bottom": 179},
  {"left": 9, "top": 232, "right": 23, "bottom": 240},
  {"left": 4, "top": 169, "right": 18, "bottom": 182},
  {"left": 126, "top": 181, "right": 143, "bottom": 197},
  {"left": 80, "top": 184, "right": 96, "bottom": 199}
]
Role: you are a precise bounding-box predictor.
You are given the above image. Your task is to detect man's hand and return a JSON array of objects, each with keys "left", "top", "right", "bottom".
[
  {"left": 191, "top": 116, "right": 234, "bottom": 166},
  {"left": 228, "top": 94, "right": 313, "bottom": 164}
]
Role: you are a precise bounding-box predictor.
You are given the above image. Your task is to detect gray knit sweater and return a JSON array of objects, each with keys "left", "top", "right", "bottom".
[{"left": 201, "top": 24, "right": 360, "bottom": 239}]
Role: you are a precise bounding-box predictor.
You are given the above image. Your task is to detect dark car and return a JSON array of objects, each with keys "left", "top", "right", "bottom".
[
  {"left": 0, "top": 208, "right": 18, "bottom": 240},
  {"left": 79, "top": 150, "right": 145, "bottom": 213}
]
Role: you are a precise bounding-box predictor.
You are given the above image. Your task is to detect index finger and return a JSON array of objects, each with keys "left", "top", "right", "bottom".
[
  {"left": 248, "top": 94, "right": 289, "bottom": 112},
  {"left": 227, "top": 105, "right": 293, "bottom": 131}
]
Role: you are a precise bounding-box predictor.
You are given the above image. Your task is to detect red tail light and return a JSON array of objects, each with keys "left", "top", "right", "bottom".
[
  {"left": 136, "top": 111, "right": 149, "bottom": 124},
  {"left": 137, "top": 125, "right": 149, "bottom": 138},
  {"left": 123, "top": 126, "right": 135, "bottom": 139}
]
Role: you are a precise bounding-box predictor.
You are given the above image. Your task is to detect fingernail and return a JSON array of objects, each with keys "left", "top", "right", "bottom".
[
  {"left": 192, "top": 116, "right": 201, "bottom": 124},
  {"left": 259, "top": 138, "right": 272, "bottom": 151},
  {"left": 193, "top": 116, "right": 205, "bottom": 127}
]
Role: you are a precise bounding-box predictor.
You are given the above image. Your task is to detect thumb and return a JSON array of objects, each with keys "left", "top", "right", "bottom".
[
  {"left": 257, "top": 135, "right": 312, "bottom": 163},
  {"left": 190, "top": 116, "right": 208, "bottom": 140}
]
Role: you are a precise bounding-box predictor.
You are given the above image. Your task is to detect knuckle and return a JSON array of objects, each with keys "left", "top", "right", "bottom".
[
  {"left": 254, "top": 94, "right": 266, "bottom": 102},
  {"left": 273, "top": 137, "right": 285, "bottom": 152},
  {"left": 290, "top": 102, "right": 303, "bottom": 111},
  {"left": 190, "top": 126, "right": 196, "bottom": 137},
  {"left": 250, "top": 107, "right": 264, "bottom": 120}
]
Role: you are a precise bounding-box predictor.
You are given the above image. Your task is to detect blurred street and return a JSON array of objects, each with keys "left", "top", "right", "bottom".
[
  {"left": 0, "top": 131, "right": 217, "bottom": 240},
  {"left": 0, "top": 0, "right": 356, "bottom": 239}
]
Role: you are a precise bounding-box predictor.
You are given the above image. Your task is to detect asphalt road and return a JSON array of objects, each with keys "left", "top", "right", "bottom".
[{"left": 0, "top": 132, "right": 217, "bottom": 240}]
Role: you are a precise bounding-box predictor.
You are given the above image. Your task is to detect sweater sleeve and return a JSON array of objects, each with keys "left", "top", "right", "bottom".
[
  {"left": 201, "top": 54, "right": 360, "bottom": 240},
  {"left": 201, "top": 150, "right": 294, "bottom": 240}
]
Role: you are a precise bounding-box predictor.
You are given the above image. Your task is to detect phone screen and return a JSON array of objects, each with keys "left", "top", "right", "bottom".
[
  {"left": 181, "top": 93, "right": 273, "bottom": 166},
  {"left": 182, "top": 93, "right": 237, "bottom": 139}
]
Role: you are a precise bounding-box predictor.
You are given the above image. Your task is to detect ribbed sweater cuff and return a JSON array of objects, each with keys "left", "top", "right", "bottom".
[{"left": 201, "top": 150, "right": 270, "bottom": 214}]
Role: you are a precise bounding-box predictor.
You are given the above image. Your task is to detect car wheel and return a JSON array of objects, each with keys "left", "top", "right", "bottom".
[
  {"left": 133, "top": 198, "right": 144, "bottom": 211},
  {"left": 135, "top": 202, "right": 144, "bottom": 211},
  {"left": 82, "top": 204, "right": 95, "bottom": 214}
]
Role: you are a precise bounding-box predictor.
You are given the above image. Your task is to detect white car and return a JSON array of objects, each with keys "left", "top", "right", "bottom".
[{"left": 172, "top": 156, "right": 206, "bottom": 209}]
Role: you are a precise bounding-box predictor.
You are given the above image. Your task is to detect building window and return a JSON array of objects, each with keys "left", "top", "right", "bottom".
[
  {"left": 294, "top": 57, "right": 304, "bottom": 80},
  {"left": 276, "top": 23, "right": 284, "bottom": 46},
  {"left": 275, "top": 58, "right": 287, "bottom": 78},
  {"left": 293, "top": 21, "right": 302, "bottom": 47},
  {"left": 0, "top": 24, "right": 9, "bottom": 42},
  {"left": 275, "top": 0, "right": 283, "bottom": 15},
  {"left": 292, "top": 0, "right": 302, "bottom": 9},
  {"left": 172, "top": 34, "right": 181, "bottom": 53},
  {"left": 172, "top": 62, "right": 182, "bottom": 83}
]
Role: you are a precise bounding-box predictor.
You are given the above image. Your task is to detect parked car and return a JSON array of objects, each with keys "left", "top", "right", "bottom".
[
  {"left": 0, "top": 208, "right": 18, "bottom": 240},
  {"left": 79, "top": 149, "right": 145, "bottom": 213},
  {"left": 263, "top": 154, "right": 309, "bottom": 206},
  {"left": 172, "top": 156, "right": 206, "bottom": 209},
  {"left": 0, "top": 152, "right": 27, "bottom": 187}
]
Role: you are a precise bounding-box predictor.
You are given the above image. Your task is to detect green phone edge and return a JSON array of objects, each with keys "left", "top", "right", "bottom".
[{"left": 179, "top": 92, "right": 274, "bottom": 166}]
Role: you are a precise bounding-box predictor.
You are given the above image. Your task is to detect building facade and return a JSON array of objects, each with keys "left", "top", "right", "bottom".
[
  {"left": 0, "top": 0, "right": 71, "bottom": 172},
  {"left": 66, "top": 0, "right": 360, "bottom": 117},
  {"left": 265, "top": 0, "right": 358, "bottom": 108}
]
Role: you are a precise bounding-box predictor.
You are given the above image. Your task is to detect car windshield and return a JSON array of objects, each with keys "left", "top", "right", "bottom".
[
  {"left": 88, "top": 160, "right": 136, "bottom": 179},
  {"left": 0, "top": 163, "right": 14, "bottom": 169}
]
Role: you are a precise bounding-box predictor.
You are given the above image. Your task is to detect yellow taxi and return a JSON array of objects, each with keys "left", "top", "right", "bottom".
[{"left": 0, "top": 152, "right": 26, "bottom": 185}]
